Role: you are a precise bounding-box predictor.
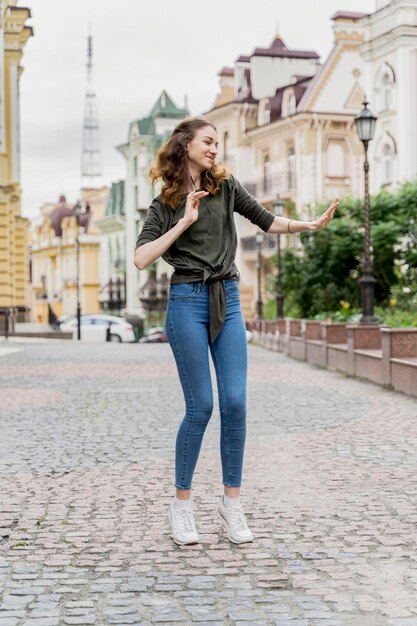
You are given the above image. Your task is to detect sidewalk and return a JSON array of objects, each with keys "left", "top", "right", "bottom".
[{"left": 1, "top": 340, "right": 417, "bottom": 625}]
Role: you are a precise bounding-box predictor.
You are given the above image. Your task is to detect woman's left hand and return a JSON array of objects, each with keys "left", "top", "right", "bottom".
[{"left": 310, "top": 198, "right": 339, "bottom": 231}]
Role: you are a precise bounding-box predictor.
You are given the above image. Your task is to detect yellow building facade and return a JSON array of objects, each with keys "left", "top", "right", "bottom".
[
  {"left": 30, "top": 186, "right": 109, "bottom": 323},
  {"left": 0, "top": 1, "right": 32, "bottom": 322}
]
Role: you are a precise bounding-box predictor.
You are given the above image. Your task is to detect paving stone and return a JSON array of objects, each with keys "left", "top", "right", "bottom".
[
  {"left": 2, "top": 341, "right": 417, "bottom": 624},
  {"left": 22, "top": 617, "right": 59, "bottom": 626},
  {"left": 184, "top": 606, "right": 224, "bottom": 621}
]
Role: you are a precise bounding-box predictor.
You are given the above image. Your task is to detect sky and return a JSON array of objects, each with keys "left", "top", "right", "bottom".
[{"left": 20, "top": 0, "right": 376, "bottom": 218}]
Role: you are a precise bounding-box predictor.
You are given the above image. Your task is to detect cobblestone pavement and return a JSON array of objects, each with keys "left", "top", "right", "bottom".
[{"left": 1, "top": 339, "right": 417, "bottom": 626}]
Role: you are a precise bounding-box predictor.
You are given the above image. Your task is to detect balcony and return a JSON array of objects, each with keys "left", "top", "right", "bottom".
[
  {"left": 240, "top": 234, "right": 278, "bottom": 259},
  {"left": 242, "top": 171, "right": 296, "bottom": 203}
]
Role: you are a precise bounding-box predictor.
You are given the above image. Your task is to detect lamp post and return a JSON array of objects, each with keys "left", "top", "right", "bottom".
[
  {"left": 354, "top": 99, "right": 378, "bottom": 324},
  {"left": 73, "top": 200, "right": 82, "bottom": 340},
  {"left": 255, "top": 230, "right": 264, "bottom": 320},
  {"left": 272, "top": 197, "right": 285, "bottom": 318}
]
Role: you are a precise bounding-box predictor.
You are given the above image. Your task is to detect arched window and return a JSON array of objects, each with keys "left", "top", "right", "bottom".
[
  {"left": 382, "top": 143, "right": 393, "bottom": 184},
  {"left": 382, "top": 73, "right": 391, "bottom": 110},
  {"left": 287, "top": 146, "right": 296, "bottom": 190},
  {"left": 375, "top": 63, "right": 395, "bottom": 113},
  {"left": 263, "top": 154, "right": 272, "bottom": 193},
  {"left": 263, "top": 102, "right": 271, "bottom": 124},
  {"left": 108, "top": 240, "right": 113, "bottom": 270},
  {"left": 223, "top": 131, "right": 230, "bottom": 162},
  {"left": 115, "top": 238, "right": 121, "bottom": 269}
]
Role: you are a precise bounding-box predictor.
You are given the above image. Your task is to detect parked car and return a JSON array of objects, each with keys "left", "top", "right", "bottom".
[
  {"left": 139, "top": 326, "right": 168, "bottom": 343},
  {"left": 56, "top": 313, "right": 77, "bottom": 327},
  {"left": 59, "top": 314, "right": 135, "bottom": 343}
]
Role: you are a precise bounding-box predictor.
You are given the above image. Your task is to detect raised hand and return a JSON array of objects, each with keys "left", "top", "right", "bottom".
[
  {"left": 183, "top": 190, "right": 209, "bottom": 226},
  {"left": 311, "top": 198, "right": 339, "bottom": 231}
]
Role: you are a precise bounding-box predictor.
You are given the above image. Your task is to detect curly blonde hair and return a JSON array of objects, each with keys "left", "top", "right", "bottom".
[{"left": 150, "top": 116, "right": 229, "bottom": 209}]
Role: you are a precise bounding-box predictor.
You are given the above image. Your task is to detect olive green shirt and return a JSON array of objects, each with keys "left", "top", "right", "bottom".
[{"left": 135, "top": 175, "right": 275, "bottom": 340}]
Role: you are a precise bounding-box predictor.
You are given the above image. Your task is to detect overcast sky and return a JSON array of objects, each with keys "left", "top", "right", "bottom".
[{"left": 20, "top": 0, "right": 376, "bottom": 218}]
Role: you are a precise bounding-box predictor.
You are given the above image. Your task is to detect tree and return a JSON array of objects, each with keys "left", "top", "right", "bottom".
[{"left": 277, "top": 180, "right": 417, "bottom": 317}]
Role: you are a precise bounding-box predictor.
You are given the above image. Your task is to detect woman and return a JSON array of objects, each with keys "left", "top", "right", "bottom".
[{"left": 134, "top": 117, "right": 338, "bottom": 546}]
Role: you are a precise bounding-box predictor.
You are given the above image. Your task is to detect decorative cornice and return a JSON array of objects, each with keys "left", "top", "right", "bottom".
[
  {"left": 300, "top": 42, "right": 361, "bottom": 111},
  {"left": 246, "top": 111, "right": 355, "bottom": 143},
  {"left": 360, "top": 25, "right": 417, "bottom": 59},
  {"left": 95, "top": 216, "right": 125, "bottom": 233}
]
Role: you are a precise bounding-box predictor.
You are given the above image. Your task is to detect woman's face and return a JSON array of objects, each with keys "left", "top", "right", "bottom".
[{"left": 186, "top": 125, "right": 219, "bottom": 173}]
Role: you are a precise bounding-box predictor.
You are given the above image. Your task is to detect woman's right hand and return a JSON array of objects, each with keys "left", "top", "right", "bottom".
[{"left": 181, "top": 190, "right": 209, "bottom": 226}]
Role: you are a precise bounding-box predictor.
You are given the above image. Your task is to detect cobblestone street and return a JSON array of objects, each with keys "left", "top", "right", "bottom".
[{"left": 1, "top": 339, "right": 417, "bottom": 625}]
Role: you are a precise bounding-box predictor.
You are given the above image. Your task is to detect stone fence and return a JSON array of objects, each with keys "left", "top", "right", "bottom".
[{"left": 248, "top": 319, "right": 417, "bottom": 399}]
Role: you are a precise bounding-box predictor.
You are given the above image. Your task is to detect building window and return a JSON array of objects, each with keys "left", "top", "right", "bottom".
[
  {"left": 288, "top": 146, "right": 296, "bottom": 190},
  {"left": 223, "top": 131, "right": 230, "bottom": 162},
  {"left": 134, "top": 185, "right": 139, "bottom": 210},
  {"left": 382, "top": 143, "right": 393, "bottom": 184},
  {"left": 382, "top": 73, "right": 391, "bottom": 111},
  {"left": 326, "top": 141, "right": 346, "bottom": 177},
  {"left": 375, "top": 63, "right": 395, "bottom": 113},
  {"left": 263, "top": 154, "right": 271, "bottom": 192},
  {"left": 133, "top": 155, "right": 138, "bottom": 178},
  {"left": 263, "top": 102, "right": 271, "bottom": 124},
  {"left": 288, "top": 93, "right": 296, "bottom": 116},
  {"left": 108, "top": 240, "right": 113, "bottom": 270}
]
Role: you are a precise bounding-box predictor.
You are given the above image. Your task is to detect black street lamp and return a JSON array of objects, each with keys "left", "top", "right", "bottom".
[
  {"left": 255, "top": 230, "right": 264, "bottom": 320},
  {"left": 355, "top": 99, "right": 378, "bottom": 324},
  {"left": 73, "top": 200, "right": 82, "bottom": 340},
  {"left": 273, "top": 197, "right": 285, "bottom": 318}
]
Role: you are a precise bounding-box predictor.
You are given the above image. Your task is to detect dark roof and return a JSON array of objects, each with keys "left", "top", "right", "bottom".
[
  {"left": 49, "top": 196, "right": 73, "bottom": 237},
  {"left": 331, "top": 10, "right": 369, "bottom": 21},
  {"left": 78, "top": 205, "right": 92, "bottom": 232},
  {"left": 269, "top": 76, "right": 311, "bottom": 123},
  {"left": 236, "top": 55, "right": 251, "bottom": 63},
  {"left": 49, "top": 195, "right": 91, "bottom": 236},
  {"left": 218, "top": 66, "right": 234, "bottom": 76},
  {"left": 252, "top": 35, "right": 319, "bottom": 60},
  {"left": 236, "top": 68, "right": 258, "bottom": 104}
]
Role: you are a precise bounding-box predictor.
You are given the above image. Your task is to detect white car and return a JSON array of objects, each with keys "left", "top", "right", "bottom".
[{"left": 60, "top": 314, "right": 135, "bottom": 343}]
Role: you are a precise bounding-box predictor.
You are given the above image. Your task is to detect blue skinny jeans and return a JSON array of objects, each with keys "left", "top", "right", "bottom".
[{"left": 166, "top": 279, "right": 248, "bottom": 490}]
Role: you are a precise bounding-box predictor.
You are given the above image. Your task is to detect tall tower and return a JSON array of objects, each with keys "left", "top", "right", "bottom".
[{"left": 81, "top": 26, "right": 102, "bottom": 188}]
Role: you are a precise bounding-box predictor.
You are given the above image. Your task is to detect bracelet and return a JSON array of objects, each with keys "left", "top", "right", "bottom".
[{"left": 287, "top": 220, "right": 294, "bottom": 234}]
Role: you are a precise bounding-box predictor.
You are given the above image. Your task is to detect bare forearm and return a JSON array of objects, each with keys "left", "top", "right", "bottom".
[
  {"left": 267, "top": 216, "right": 315, "bottom": 235},
  {"left": 267, "top": 198, "right": 339, "bottom": 235},
  {"left": 134, "top": 218, "right": 191, "bottom": 270}
]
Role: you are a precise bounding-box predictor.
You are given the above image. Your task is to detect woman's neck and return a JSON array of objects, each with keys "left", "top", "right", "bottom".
[{"left": 188, "top": 164, "right": 202, "bottom": 190}]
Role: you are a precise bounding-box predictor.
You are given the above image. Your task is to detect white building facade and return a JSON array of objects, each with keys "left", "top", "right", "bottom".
[{"left": 362, "top": 0, "right": 417, "bottom": 192}]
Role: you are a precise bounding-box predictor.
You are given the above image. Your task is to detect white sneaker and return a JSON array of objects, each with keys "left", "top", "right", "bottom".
[
  {"left": 218, "top": 496, "right": 254, "bottom": 544},
  {"left": 169, "top": 502, "right": 199, "bottom": 546}
]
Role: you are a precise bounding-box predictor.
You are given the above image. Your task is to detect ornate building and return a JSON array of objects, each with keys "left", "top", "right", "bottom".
[
  {"left": 0, "top": 1, "right": 32, "bottom": 324},
  {"left": 30, "top": 194, "right": 104, "bottom": 323},
  {"left": 205, "top": 2, "right": 417, "bottom": 318}
]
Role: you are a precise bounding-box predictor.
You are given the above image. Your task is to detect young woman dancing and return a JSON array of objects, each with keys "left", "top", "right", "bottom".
[{"left": 134, "top": 116, "right": 338, "bottom": 546}]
